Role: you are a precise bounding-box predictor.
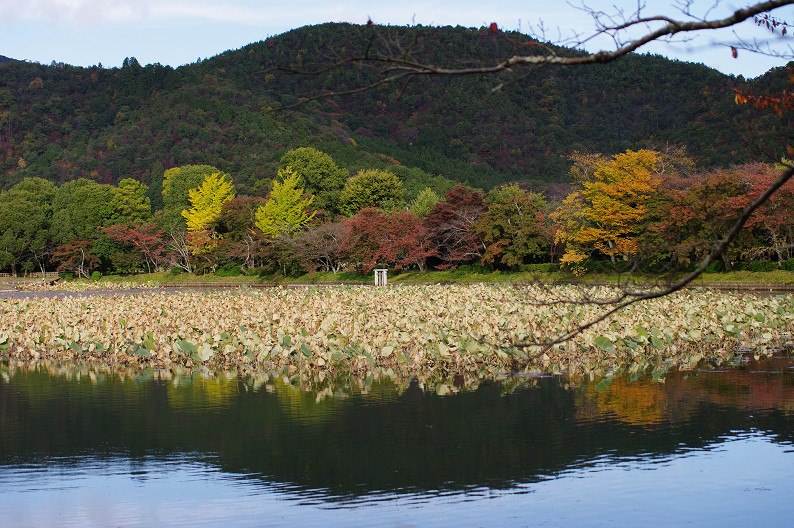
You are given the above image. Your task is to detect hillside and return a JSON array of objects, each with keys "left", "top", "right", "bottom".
[{"left": 0, "top": 23, "right": 790, "bottom": 205}]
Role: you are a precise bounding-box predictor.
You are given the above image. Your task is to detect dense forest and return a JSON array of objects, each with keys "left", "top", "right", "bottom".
[
  {"left": 0, "top": 23, "right": 792, "bottom": 277},
  {"left": 1, "top": 23, "right": 790, "bottom": 195}
]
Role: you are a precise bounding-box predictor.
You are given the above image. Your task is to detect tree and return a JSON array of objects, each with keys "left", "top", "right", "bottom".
[
  {"left": 279, "top": 147, "right": 347, "bottom": 216},
  {"left": 664, "top": 168, "right": 756, "bottom": 271},
  {"left": 423, "top": 186, "right": 486, "bottom": 269},
  {"left": 51, "top": 178, "right": 117, "bottom": 243},
  {"left": 52, "top": 239, "right": 99, "bottom": 278},
  {"left": 181, "top": 172, "right": 235, "bottom": 257},
  {"left": 255, "top": 168, "right": 316, "bottom": 238},
  {"left": 738, "top": 162, "right": 794, "bottom": 263},
  {"left": 343, "top": 208, "right": 433, "bottom": 272},
  {"left": 215, "top": 196, "right": 267, "bottom": 272},
  {"left": 0, "top": 177, "right": 56, "bottom": 276},
  {"left": 666, "top": 163, "right": 794, "bottom": 268},
  {"left": 161, "top": 164, "right": 221, "bottom": 228},
  {"left": 475, "top": 184, "right": 549, "bottom": 269},
  {"left": 291, "top": 221, "right": 352, "bottom": 273},
  {"left": 410, "top": 187, "right": 441, "bottom": 218},
  {"left": 103, "top": 222, "right": 167, "bottom": 273},
  {"left": 110, "top": 178, "right": 152, "bottom": 224},
  {"left": 339, "top": 169, "right": 404, "bottom": 216},
  {"left": 181, "top": 172, "right": 236, "bottom": 232},
  {"left": 553, "top": 150, "right": 662, "bottom": 267}
]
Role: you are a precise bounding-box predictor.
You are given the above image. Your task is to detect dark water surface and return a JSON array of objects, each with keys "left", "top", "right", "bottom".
[{"left": 2, "top": 357, "right": 794, "bottom": 527}]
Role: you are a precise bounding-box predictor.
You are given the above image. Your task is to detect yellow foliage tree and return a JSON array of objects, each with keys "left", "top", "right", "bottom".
[
  {"left": 255, "top": 168, "right": 316, "bottom": 238},
  {"left": 553, "top": 149, "right": 661, "bottom": 267},
  {"left": 181, "top": 172, "right": 235, "bottom": 254}
]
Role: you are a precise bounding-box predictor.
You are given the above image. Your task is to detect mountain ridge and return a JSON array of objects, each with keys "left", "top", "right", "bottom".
[{"left": 0, "top": 23, "right": 789, "bottom": 202}]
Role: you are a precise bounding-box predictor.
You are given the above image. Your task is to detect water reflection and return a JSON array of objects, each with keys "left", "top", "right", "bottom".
[{"left": 2, "top": 356, "right": 794, "bottom": 526}]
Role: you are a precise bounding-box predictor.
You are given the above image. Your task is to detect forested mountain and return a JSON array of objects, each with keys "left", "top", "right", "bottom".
[{"left": 0, "top": 23, "right": 790, "bottom": 204}]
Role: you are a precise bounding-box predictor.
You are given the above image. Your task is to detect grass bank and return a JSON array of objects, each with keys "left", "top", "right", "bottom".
[{"left": 92, "top": 268, "right": 794, "bottom": 286}]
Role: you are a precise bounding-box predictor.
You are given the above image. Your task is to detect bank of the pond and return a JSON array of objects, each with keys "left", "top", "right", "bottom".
[
  {"left": 1, "top": 284, "right": 793, "bottom": 379},
  {"left": 9, "top": 266, "right": 791, "bottom": 289}
]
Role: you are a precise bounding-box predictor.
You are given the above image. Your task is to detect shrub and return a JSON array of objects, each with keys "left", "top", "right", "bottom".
[
  {"left": 748, "top": 259, "right": 777, "bottom": 272},
  {"left": 705, "top": 260, "right": 725, "bottom": 273},
  {"left": 785, "top": 258, "right": 794, "bottom": 272},
  {"left": 455, "top": 263, "right": 490, "bottom": 274},
  {"left": 169, "top": 267, "right": 183, "bottom": 276},
  {"left": 520, "top": 263, "right": 560, "bottom": 273},
  {"left": 91, "top": 271, "right": 101, "bottom": 281},
  {"left": 585, "top": 260, "right": 610, "bottom": 273},
  {"left": 216, "top": 264, "right": 242, "bottom": 277},
  {"left": 61, "top": 272, "right": 74, "bottom": 281}
]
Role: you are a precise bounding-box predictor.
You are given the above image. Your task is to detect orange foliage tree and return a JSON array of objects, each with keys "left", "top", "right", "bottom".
[{"left": 553, "top": 149, "right": 661, "bottom": 269}]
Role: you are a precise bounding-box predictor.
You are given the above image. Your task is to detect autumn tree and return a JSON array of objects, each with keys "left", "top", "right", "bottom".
[
  {"left": 255, "top": 168, "right": 316, "bottom": 238},
  {"left": 182, "top": 173, "right": 236, "bottom": 232},
  {"left": 181, "top": 172, "right": 235, "bottom": 256},
  {"left": 255, "top": 168, "right": 317, "bottom": 276},
  {"left": 343, "top": 208, "right": 433, "bottom": 272},
  {"left": 103, "top": 222, "right": 167, "bottom": 273},
  {"left": 739, "top": 162, "right": 794, "bottom": 263},
  {"left": 52, "top": 239, "right": 99, "bottom": 278},
  {"left": 665, "top": 164, "right": 791, "bottom": 270},
  {"left": 553, "top": 150, "right": 662, "bottom": 268},
  {"left": 161, "top": 164, "right": 221, "bottom": 228},
  {"left": 423, "top": 186, "right": 486, "bottom": 269}
]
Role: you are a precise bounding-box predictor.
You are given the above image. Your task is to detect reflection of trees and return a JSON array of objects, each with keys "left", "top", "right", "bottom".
[
  {"left": 577, "top": 380, "right": 667, "bottom": 426},
  {"left": 165, "top": 372, "right": 239, "bottom": 413},
  {"left": 1, "top": 359, "right": 794, "bottom": 496},
  {"left": 575, "top": 356, "right": 794, "bottom": 427}
]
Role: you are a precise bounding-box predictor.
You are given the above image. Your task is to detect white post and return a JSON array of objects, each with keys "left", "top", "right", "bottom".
[{"left": 374, "top": 268, "right": 388, "bottom": 286}]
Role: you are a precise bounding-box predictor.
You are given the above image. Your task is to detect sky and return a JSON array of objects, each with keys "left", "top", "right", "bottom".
[{"left": 1, "top": 0, "right": 792, "bottom": 78}]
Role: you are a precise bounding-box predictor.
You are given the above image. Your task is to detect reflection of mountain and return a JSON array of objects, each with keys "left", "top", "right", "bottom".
[{"left": 1, "top": 358, "right": 793, "bottom": 495}]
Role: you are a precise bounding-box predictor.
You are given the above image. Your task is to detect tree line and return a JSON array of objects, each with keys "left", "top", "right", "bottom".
[{"left": 0, "top": 145, "right": 791, "bottom": 278}]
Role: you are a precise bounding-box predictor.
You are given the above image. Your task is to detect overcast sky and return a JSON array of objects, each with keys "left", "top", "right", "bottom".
[{"left": 1, "top": 0, "right": 792, "bottom": 78}]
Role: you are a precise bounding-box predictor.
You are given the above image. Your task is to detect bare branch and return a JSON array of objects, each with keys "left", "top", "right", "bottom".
[{"left": 269, "top": 0, "right": 793, "bottom": 107}]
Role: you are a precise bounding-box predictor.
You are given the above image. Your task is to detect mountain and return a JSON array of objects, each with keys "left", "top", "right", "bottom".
[
  {"left": 0, "top": 23, "right": 789, "bottom": 204},
  {"left": 0, "top": 56, "right": 15, "bottom": 65}
]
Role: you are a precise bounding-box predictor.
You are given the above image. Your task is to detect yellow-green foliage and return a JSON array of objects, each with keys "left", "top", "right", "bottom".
[
  {"left": 181, "top": 172, "right": 235, "bottom": 232},
  {"left": 255, "top": 168, "right": 316, "bottom": 238}
]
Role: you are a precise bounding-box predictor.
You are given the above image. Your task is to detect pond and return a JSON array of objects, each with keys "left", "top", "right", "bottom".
[{"left": 2, "top": 356, "right": 794, "bottom": 527}]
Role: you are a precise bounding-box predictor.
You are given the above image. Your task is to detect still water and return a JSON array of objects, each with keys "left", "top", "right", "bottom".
[{"left": 2, "top": 357, "right": 794, "bottom": 527}]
